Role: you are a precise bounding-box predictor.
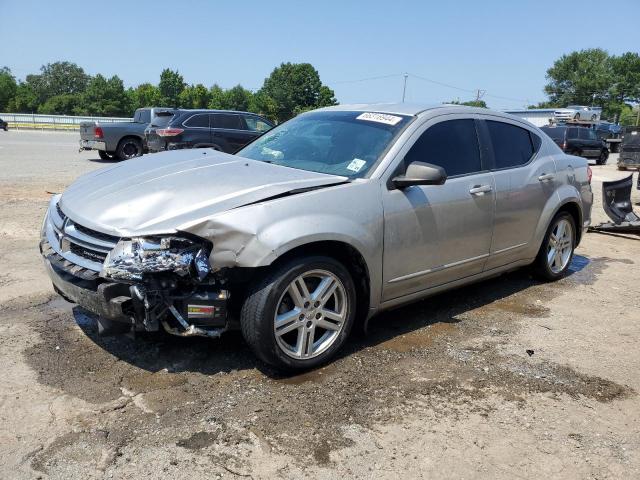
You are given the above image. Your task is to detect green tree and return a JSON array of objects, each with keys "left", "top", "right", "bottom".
[
  {"left": 158, "top": 68, "right": 185, "bottom": 107},
  {"left": 224, "top": 84, "right": 253, "bottom": 111},
  {"left": 448, "top": 99, "right": 487, "bottom": 108},
  {"left": 79, "top": 74, "right": 129, "bottom": 116},
  {"left": 208, "top": 84, "right": 226, "bottom": 109},
  {"left": 30, "top": 61, "right": 90, "bottom": 104},
  {"left": 258, "top": 62, "right": 337, "bottom": 122},
  {"left": 38, "top": 94, "right": 82, "bottom": 115},
  {"left": 610, "top": 52, "right": 640, "bottom": 105},
  {"left": 127, "top": 83, "right": 163, "bottom": 110},
  {"left": 179, "top": 83, "right": 211, "bottom": 108},
  {"left": 0, "top": 67, "right": 17, "bottom": 111},
  {"left": 10, "top": 82, "right": 39, "bottom": 112}
]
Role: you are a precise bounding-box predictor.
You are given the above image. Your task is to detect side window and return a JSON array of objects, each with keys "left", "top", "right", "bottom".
[
  {"left": 244, "top": 116, "right": 273, "bottom": 133},
  {"left": 587, "top": 129, "right": 598, "bottom": 140},
  {"left": 404, "top": 119, "right": 481, "bottom": 177},
  {"left": 183, "top": 114, "right": 209, "bottom": 128},
  {"left": 212, "top": 114, "right": 242, "bottom": 130},
  {"left": 486, "top": 120, "right": 534, "bottom": 169}
]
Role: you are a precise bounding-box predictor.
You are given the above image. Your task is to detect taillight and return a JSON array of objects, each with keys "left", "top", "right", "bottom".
[
  {"left": 587, "top": 166, "right": 593, "bottom": 184},
  {"left": 156, "top": 128, "right": 184, "bottom": 137},
  {"left": 561, "top": 141, "right": 567, "bottom": 150},
  {"left": 94, "top": 126, "right": 104, "bottom": 139}
]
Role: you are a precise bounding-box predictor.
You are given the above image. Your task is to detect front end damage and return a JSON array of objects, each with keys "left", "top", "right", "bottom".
[
  {"left": 589, "top": 174, "right": 640, "bottom": 233},
  {"left": 40, "top": 196, "right": 234, "bottom": 337}
]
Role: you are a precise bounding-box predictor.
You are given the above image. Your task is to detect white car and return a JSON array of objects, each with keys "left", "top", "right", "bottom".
[{"left": 554, "top": 105, "right": 601, "bottom": 122}]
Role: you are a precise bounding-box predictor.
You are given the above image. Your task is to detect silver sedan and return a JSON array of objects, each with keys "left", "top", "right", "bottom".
[{"left": 41, "top": 104, "right": 593, "bottom": 370}]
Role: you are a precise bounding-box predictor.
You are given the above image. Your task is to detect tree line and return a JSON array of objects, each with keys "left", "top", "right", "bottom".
[
  {"left": 0, "top": 61, "right": 337, "bottom": 123},
  {"left": 530, "top": 49, "right": 640, "bottom": 125}
]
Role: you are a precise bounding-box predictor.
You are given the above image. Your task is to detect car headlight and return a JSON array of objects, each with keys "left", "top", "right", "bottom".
[{"left": 102, "top": 235, "right": 211, "bottom": 282}]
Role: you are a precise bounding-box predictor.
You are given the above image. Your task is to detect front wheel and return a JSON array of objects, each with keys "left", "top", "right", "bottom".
[
  {"left": 240, "top": 255, "right": 356, "bottom": 370},
  {"left": 574, "top": 113, "right": 581, "bottom": 120},
  {"left": 532, "top": 212, "right": 576, "bottom": 281},
  {"left": 116, "top": 138, "right": 143, "bottom": 160},
  {"left": 596, "top": 149, "right": 609, "bottom": 165}
]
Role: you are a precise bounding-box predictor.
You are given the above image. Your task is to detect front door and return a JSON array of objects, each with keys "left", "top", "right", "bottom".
[{"left": 381, "top": 117, "right": 495, "bottom": 302}]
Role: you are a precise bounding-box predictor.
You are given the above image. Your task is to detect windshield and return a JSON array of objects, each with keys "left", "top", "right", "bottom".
[
  {"left": 622, "top": 130, "right": 640, "bottom": 146},
  {"left": 236, "top": 111, "right": 412, "bottom": 178}
]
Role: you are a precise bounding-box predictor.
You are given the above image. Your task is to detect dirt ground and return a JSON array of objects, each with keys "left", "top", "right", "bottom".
[{"left": 1, "top": 130, "right": 640, "bottom": 479}]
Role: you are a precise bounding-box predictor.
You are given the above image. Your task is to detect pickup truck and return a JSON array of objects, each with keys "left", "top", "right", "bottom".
[{"left": 79, "top": 108, "right": 174, "bottom": 160}]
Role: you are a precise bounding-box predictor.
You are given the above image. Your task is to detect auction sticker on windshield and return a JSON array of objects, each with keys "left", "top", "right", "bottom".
[
  {"left": 347, "top": 158, "right": 367, "bottom": 173},
  {"left": 356, "top": 112, "right": 403, "bottom": 126}
]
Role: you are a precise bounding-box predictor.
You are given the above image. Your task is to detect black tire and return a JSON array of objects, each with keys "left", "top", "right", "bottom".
[
  {"left": 2, "top": 126, "right": 7, "bottom": 131},
  {"left": 115, "top": 137, "right": 143, "bottom": 160},
  {"left": 240, "top": 255, "right": 357, "bottom": 371},
  {"left": 98, "top": 150, "right": 114, "bottom": 161},
  {"left": 596, "top": 149, "right": 609, "bottom": 165},
  {"left": 532, "top": 211, "right": 576, "bottom": 281},
  {"left": 574, "top": 113, "right": 581, "bottom": 120}
]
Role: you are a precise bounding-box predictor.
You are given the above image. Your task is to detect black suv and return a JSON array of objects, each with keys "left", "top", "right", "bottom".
[
  {"left": 145, "top": 109, "right": 274, "bottom": 154},
  {"left": 540, "top": 125, "right": 609, "bottom": 165}
]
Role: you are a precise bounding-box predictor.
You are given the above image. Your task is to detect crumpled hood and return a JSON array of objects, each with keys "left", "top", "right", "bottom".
[{"left": 59, "top": 149, "right": 347, "bottom": 236}]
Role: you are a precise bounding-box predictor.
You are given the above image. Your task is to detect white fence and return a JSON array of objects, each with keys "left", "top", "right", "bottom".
[{"left": 0, "top": 113, "right": 132, "bottom": 131}]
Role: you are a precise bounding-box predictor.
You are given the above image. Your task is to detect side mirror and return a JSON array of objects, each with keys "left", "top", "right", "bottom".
[{"left": 392, "top": 161, "right": 447, "bottom": 189}]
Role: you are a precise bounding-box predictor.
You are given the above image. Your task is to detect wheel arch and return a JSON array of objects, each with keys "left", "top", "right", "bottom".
[{"left": 267, "top": 240, "right": 372, "bottom": 327}]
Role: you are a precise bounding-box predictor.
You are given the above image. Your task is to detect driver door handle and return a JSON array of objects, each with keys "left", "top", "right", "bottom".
[
  {"left": 469, "top": 184, "right": 492, "bottom": 195},
  {"left": 538, "top": 173, "right": 555, "bottom": 182}
]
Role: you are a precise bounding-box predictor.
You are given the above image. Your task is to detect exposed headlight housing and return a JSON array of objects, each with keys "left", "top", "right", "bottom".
[{"left": 102, "top": 235, "right": 211, "bottom": 282}]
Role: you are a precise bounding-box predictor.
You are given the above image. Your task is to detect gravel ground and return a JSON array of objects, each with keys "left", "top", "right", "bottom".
[{"left": 1, "top": 130, "right": 639, "bottom": 479}]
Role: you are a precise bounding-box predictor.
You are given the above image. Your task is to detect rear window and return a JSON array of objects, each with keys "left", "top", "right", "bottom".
[
  {"left": 567, "top": 128, "right": 580, "bottom": 139},
  {"left": 541, "top": 127, "right": 565, "bottom": 140},
  {"left": 212, "top": 114, "right": 242, "bottom": 130},
  {"left": 150, "top": 112, "right": 174, "bottom": 127},
  {"left": 183, "top": 114, "right": 209, "bottom": 128},
  {"left": 134, "top": 109, "right": 151, "bottom": 123},
  {"left": 486, "top": 121, "right": 535, "bottom": 169}
]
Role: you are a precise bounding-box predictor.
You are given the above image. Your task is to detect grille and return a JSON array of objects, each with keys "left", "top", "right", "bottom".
[
  {"left": 70, "top": 243, "right": 108, "bottom": 262},
  {"left": 73, "top": 222, "right": 120, "bottom": 243}
]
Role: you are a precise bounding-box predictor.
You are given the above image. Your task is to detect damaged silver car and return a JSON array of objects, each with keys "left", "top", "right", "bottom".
[{"left": 41, "top": 104, "right": 593, "bottom": 370}]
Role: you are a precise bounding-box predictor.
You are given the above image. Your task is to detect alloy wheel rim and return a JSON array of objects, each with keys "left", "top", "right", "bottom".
[
  {"left": 123, "top": 142, "right": 138, "bottom": 158},
  {"left": 547, "top": 219, "right": 573, "bottom": 273},
  {"left": 273, "top": 269, "right": 348, "bottom": 360}
]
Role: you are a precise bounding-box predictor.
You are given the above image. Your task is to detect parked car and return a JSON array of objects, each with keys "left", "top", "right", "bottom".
[
  {"left": 594, "top": 122, "right": 623, "bottom": 141},
  {"left": 554, "top": 105, "right": 601, "bottom": 122},
  {"left": 0, "top": 118, "right": 8, "bottom": 131},
  {"left": 618, "top": 127, "right": 640, "bottom": 170},
  {"left": 79, "top": 107, "right": 175, "bottom": 161},
  {"left": 145, "top": 109, "right": 274, "bottom": 154},
  {"left": 540, "top": 124, "right": 609, "bottom": 164},
  {"left": 41, "top": 104, "right": 592, "bottom": 370}
]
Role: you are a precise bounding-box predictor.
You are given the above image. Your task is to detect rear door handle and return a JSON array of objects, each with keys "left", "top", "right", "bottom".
[
  {"left": 538, "top": 173, "right": 555, "bottom": 182},
  {"left": 469, "top": 184, "right": 492, "bottom": 195}
]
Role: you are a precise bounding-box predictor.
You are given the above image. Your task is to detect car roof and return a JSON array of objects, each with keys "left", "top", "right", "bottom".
[{"left": 315, "top": 103, "right": 523, "bottom": 121}]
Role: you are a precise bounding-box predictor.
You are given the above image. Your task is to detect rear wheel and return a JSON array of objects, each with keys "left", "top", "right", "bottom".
[
  {"left": 116, "top": 138, "right": 143, "bottom": 160},
  {"left": 533, "top": 212, "right": 576, "bottom": 281},
  {"left": 596, "top": 149, "right": 609, "bottom": 165},
  {"left": 240, "top": 255, "right": 356, "bottom": 370},
  {"left": 591, "top": 114, "right": 597, "bottom": 121}
]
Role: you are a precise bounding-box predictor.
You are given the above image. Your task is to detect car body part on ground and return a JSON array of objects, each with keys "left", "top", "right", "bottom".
[
  {"left": 144, "top": 109, "right": 274, "bottom": 154},
  {"left": 589, "top": 174, "right": 640, "bottom": 233},
  {"left": 0, "top": 117, "right": 7, "bottom": 131},
  {"left": 78, "top": 107, "right": 175, "bottom": 160},
  {"left": 41, "top": 104, "right": 593, "bottom": 369}
]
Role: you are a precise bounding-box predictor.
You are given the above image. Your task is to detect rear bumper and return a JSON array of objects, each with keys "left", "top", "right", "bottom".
[{"left": 79, "top": 139, "right": 107, "bottom": 151}]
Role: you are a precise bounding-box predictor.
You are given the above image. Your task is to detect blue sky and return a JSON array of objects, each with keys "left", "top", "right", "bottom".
[{"left": 1, "top": 0, "right": 639, "bottom": 109}]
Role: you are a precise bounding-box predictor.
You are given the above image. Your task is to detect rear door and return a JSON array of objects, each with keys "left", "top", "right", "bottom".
[
  {"left": 480, "top": 118, "right": 556, "bottom": 270},
  {"left": 578, "top": 128, "right": 601, "bottom": 157},
  {"left": 211, "top": 113, "right": 255, "bottom": 153},
  {"left": 182, "top": 113, "right": 212, "bottom": 146},
  {"left": 381, "top": 116, "right": 495, "bottom": 301}
]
